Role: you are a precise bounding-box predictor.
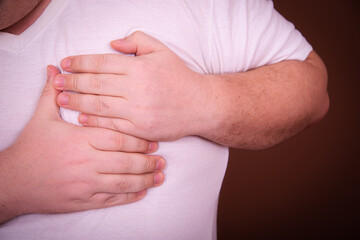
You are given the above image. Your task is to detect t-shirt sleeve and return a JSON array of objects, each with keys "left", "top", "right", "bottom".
[{"left": 209, "top": 0, "right": 313, "bottom": 74}]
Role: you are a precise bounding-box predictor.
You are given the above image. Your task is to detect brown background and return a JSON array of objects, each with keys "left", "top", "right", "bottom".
[{"left": 217, "top": 0, "right": 359, "bottom": 239}]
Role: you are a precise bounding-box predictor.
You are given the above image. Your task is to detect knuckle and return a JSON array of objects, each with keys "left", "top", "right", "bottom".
[
  {"left": 92, "top": 96, "right": 103, "bottom": 112},
  {"left": 73, "top": 94, "right": 81, "bottom": 108},
  {"left": 113, "top": 131, "right": 125, "bottom": 149},
  {"left": 124, "top": 193, "right": 133, "bottom": 203},
  {"left": 100, "top": 193, "right": 136, "bottom": 207},
  {"left": 118, "top": 155, "right": 132, "bottom": 172},
  {"left": 71, "top": 75, "right": 79, "bottom": 91},
  {"left": 144, "top": 174, "right": 153, "bottom": 189},
  {"left": 109, "top": 118, "right": 121, "bottom": 131},
  {"left": 144, "top": 156, "right": 156, "bottom": 172},
  {"left": 76, "top": 56, "right": 84, "bottom": 69},
  {"left": 79, "top": 186, "right": 93, "bottom": 199},
  {"left": 92, "top": 96, "right": 110, "bottom": 113},
  {"left": 78, "top": 178, "right": 96, "bottom": 196},
  {"left": 86, "top": 115, "right": 100, "bottom": 128},
  {"left": 122, "top": 193, "right": 137, "bottom": 204},
  {"left": 136, "top": 139, "right": 149, "bottom": 152},
  {"left": 103, "top": 194, "right": 118, "bottom": 205},
  {"left": 94, "top": 193, "right": 120, "bottom": 207},
  {"left": 117, "top": 176, "right": 131, "bottom": 192},
  {"left": 132, "top": 30, "right": 144, "bottom": 39},
  {"left": 140, "top": 113, "right": 157, "bottom": 132},
  {"left": 90, "top": 74, "right": 102, "bottom": 90},
  {"left": 95, "top": 55, "right": 106, "bottom": 70},
  {"left": 92, "top": 115, "right": 100, "bottom": 127}
]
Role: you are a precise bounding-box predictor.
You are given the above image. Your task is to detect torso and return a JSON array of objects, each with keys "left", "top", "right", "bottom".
[
  {"left": 0, "top": 1, "right": 228, "bottom": 239},
  {"left": 0, "top": 0, "right": 312, "bottom": 238}
]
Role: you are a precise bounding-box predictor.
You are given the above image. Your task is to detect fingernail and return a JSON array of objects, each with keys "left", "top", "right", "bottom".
[
  {"left": 58, "top": 94, "right": 69, "bottom": 105},
  {"left": 54, "top": 76, "right": 65, "bottom": 89},
  {"left": 78, "top": 114, "right": 88, "bottom": 124},
  {"left": 148, "top": 142, "right": 158, "bottom": 153},
  {"left": 154, "top": 173, "right": 163, "bottom": 185},
  {"left": 62, "top": 58, "right": 71, "bottom": 70},
  {"left": 137, "top": 190, "right": 147, "bottom": 199},
  {"left": 156, "top": 158, "right": 165, "bottom": 171}
]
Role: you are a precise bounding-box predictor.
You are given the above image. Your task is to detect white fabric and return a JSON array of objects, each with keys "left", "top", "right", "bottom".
[{"left": 0, "top": 0, "right": 312, "bottom": 239}]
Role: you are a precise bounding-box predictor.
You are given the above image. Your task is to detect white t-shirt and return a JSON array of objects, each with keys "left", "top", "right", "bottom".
[{"left": 0, "top": 0, "right": 312, "bottom": 239}]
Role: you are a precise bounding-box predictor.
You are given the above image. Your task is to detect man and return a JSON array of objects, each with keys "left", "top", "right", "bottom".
[
  {"left": 0, "top": 0, "right": 329, "bottom": 239},
  {"left": 0, "top": 0, "right": 165, "bottom": 225}
]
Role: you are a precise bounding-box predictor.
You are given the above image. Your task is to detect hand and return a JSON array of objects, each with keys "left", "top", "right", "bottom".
[
  {"left": 54, "top": 31, "right": 209, "bottom": 141},
  {"left": 0, "top": 66, "right": 165, "bottom": 224}
]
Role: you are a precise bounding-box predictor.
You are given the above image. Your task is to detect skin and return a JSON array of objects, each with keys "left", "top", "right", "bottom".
[
  {"left": 55, "top": 31, "right": 329, "bottom": 149},
  {"left": 0, "top": 1, "right": 165, "bottom": 224},
  {"left": 0, "top": 66, "right": 165, "bottom": 224},
  {"left": 0, "top": 0, "right": 50, "bottom": 34},
  {"left": 0, "top": 0, "right": 329, "bottom": 225}
]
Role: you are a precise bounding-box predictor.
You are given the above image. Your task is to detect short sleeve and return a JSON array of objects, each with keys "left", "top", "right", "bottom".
[{"left": 209, "top": 0, "right": 313, "bottom": 74}]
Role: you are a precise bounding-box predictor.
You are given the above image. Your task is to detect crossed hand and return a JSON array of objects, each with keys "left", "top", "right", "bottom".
[
  {"left": 54, "top": 31, "right": 208, "bottom": 141},
  {"left": 2, "top": 31, "right": 205, "bottom": 221}
]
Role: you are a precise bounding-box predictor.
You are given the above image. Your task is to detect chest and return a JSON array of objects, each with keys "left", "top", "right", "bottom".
[{"left": 0, "top": 1, "right": 212, "bottom": 150}]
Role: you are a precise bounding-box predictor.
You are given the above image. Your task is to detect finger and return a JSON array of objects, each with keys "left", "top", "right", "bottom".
[
  {"left": 86, "top": 127, "right": 158, "bottom": 153},
  {"left": 79, "top": 114, "right": 135, "bottom": 135},
  {"left": 61, "top": 53, "right": 135, "bottom": 74},
  {"left": 111, "top": 31, "right": 169, "bottom": 56},
  {"left": 57, "top": 92, "right": 130, "bottom": 119},
  {"left": 53, "top": 73, "right": 129, "bottom": 96},
  {"left": 95, "top": 172, "right": 165, "bottom": 193},
  {"left": 35, "top": 65, "right": 61, "bottom": 119},
  {"left": 95, "top": 152, "right": 165, "bottom": 174},
  {"left": 86, "top": 191, "right": 147, "bottom": 210}
]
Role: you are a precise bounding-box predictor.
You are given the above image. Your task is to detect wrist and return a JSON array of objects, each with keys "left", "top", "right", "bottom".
[
  {"left": 188, "top": 73, "right": 224, "bottom": 139},
  {"left": 0, "top": 148, "right": 23, "bottom": 224}
]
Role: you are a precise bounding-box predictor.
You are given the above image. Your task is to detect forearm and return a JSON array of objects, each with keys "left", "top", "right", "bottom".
[
  {"left": 0, "top": 149, "right": 20, "bottom": 224},
  {"left": 195, "top": 51, "right": 329, "bottom": 149},
  {"left": 54, "top": 35, "right": 329, "bottom": 146}
]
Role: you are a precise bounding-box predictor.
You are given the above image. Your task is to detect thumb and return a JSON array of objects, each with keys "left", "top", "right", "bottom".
[
  {"left": 110, "top": 31, "right": 168, "bottom": 56},
  {"left": 35, "top": 65, "right": 61, "bottom": 119}
]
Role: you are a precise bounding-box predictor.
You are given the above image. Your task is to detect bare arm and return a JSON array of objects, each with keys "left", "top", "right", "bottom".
[
  {"left": 198, "top": 51, "right": 329, "bottom": 149},
  {"left": 54, "top": 32, "right": 329, "bottom": 150}
]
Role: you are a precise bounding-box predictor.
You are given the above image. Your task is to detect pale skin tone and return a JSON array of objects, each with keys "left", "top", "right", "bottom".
[
  {"left": 0, "top": 66, "right": 165, "bottom": 223},
  {"left": 0, "top": 0, "right": 329, "bottom": 224},
  {"left": 56, "top": 31, "right": 329, "bottom": 149},
  {"left": 0, "top": 0, "right": 165, "bottom": 224}
]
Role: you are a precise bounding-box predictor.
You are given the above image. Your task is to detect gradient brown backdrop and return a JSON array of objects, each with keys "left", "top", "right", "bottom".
[{"left": 217, "top": 0, "right": 359, "bottom": 239}]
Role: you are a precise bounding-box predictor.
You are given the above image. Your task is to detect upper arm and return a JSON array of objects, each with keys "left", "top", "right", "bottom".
[{"left": 210, "top": 0, "right": 313, "bottom": 73}]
